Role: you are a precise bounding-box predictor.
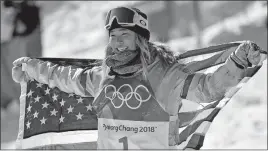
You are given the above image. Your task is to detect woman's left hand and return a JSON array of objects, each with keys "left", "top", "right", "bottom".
[{"left": 231, "top": 41, "right": 267, "bottom": 68}]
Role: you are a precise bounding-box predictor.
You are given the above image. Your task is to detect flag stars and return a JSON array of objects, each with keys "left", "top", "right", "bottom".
[
  {"left": 27, "top": 104, "right": 32, "bottom": 113},
  {"left": 67, "top": 105, "right": 74, "bottom": 113},
  {"left": 40, "top": 117, "right": 47, "bottom": 125},
  {"left": 76, "top": 112, "right": 83, "bottom": 120},
  {"left": 59, "top": 116, "right": 65, "bottom": 123},
  {"left": 33, "top": 111, "right": 39, "bottom": 118},
  {"left": 52, "top": 94, "right": 58, "bottom": 102},
  {"left": 50, "top": 109, "right": 58, "bottom": 116},
  {"left": 26, "top": 121, "right": 31, "bottom": 129},
  {"left": 77, "top": 97, "right": 83, "bottom": 104},
  {"left": 60, "top": 99, "right": 66, "bottom": 107},
  {"left": 27, "top": 90, "right": 34, "bottom": 97},
  {"left": 45, "top": 88, "right": 50, "bottom": 95},
  {"left": 42, "top": 102, "right": 49, "bottom": 109},
  {"left": 36, "top": 83, "right": 43, "bottom": 88},
  {"left": 86, "top": 104, "right": 92, "bottom": 111},
  {"left": 34, "top": 96, "right": 41, "bottom": 103}
]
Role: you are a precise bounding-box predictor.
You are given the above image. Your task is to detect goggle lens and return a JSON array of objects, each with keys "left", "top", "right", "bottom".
[{"left": 105, "top": 7, "right": 135, "bottom": 28}]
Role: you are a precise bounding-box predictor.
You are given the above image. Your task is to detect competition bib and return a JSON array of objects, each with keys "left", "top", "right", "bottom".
[
  {"left": 98, "top": 118, "right": 169, "bottom": 149},
  {"left": 93, "top": 75, "right": 170, "bottom": 149}
]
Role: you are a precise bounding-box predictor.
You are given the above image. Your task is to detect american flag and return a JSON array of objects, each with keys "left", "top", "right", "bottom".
[
  {"left": 22, "top": 79, "right": 97, "bottom": 138},
  {"left": 176, "top": 77, "right": 252, "bottom": 149},
  {"left": 174, "top": 42, "right": 263, "bottom": 149},
  {"left": 15, "top": 42, "right": 263, "bottom": 149},
  {"left": 16, "top": 58, "right": 100, "bottom": 149}
]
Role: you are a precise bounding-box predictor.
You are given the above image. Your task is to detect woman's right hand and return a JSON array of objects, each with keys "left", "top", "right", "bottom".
[{"left": 12, "top": 57, "right": 31, "bottom": 83}]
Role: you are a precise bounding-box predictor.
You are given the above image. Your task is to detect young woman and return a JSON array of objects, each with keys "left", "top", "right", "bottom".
[{"left": 12, "top": 6, "right": 263, "bottom": 149}]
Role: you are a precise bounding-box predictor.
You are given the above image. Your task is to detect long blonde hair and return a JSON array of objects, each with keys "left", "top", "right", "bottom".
[{"left": 136, "top": 34, "right": 177, "bottom": 67}]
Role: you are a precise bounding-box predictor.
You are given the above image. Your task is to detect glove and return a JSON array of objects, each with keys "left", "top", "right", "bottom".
[
  {"left": 12, "top": 57, "right": 31, "bottom": 83},
  {"left": 230, "top": 41, "right": 264, "bottom": 69}
]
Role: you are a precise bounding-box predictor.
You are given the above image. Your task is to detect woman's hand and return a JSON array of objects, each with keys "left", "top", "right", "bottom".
[
  {"left": 231, "top": 41, "right": 266, "bottom": 68},
  {"left": 12, "top": 57, "right": 31, "bottom": 83}
]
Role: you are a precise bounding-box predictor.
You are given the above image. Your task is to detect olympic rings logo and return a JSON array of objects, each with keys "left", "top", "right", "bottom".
[{"left": 104, "top": 84, "right": 151, "bottom": 110}]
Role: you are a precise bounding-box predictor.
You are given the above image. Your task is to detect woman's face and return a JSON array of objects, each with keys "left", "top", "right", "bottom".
[{"left": 109, "top": 28, "right": 137, "bottom": 53}]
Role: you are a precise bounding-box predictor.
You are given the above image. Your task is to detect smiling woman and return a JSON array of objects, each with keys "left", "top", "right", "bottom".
[{"left": 109, "top": 28, "right": 137, "bottom": 52}]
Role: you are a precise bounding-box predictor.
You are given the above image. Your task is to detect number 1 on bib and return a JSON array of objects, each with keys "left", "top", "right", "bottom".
[{"left": 119, "top": 136, "right": 128, "bottom": 150}]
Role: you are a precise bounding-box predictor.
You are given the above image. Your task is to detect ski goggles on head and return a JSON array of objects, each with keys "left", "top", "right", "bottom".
[{"left": 105, "top": 7, "right": 149, "bottom": 30}]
